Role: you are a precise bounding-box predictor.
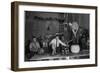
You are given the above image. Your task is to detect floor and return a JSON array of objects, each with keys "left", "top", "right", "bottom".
[{"left": 26, "top": 50, "right": 89, "bottom": 61}]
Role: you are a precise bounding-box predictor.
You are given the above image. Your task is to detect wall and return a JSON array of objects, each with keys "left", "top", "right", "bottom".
[
  {"left": 25, "top": 11, "right": 60, "bottom": 41},
  {"left": 25, "top": 11, "right": 89, "bottom": 42},
  {"left": 0, "top": 0, "right": 100, "bottom": 73}
]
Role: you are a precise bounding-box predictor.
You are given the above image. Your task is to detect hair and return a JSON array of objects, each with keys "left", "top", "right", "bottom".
[{"left": 32, "top": 36, "right": 36, "bottom": 39}]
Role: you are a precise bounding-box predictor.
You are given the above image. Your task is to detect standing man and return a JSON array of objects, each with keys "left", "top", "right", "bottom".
[{"left": 49, "top": 34, "right": 67, "bottom": 55}]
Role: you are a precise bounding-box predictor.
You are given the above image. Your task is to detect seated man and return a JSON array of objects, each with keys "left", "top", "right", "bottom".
[
  {"left": 29, "top": 36, "right": 40, "bottom": 56},
  {"left": 49, "top": 35, "right": 67, "bottom": 55}
]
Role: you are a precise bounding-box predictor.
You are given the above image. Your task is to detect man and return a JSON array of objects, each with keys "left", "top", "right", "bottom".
[
  {"left": 68, "top": 22, "right": 80, "bottom": 44},
  {"left": 49, "top": 35, "right": 67, "bottom": 55},
  {"left": 29, "top": 36, "right": 40, "bottom": 56}
]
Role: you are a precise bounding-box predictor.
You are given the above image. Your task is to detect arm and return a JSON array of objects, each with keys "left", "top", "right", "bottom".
[
  {"left": 49, "top": 39, "right": 54, "bottom": 46},
  {"left": 37, "top": 42, "right": 40, "bottom": 48},
  {"left": 29, "top": 43, "right": 33, "bottom": 51},
  {"left": 59, "top": 40, "right": 66, "bottom": 46}
]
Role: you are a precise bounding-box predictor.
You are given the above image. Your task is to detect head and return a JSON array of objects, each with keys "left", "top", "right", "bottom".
[
  {"left": 56, "top": 36, "right": 59, "bottom": 39},
  {"left": 32, "top": 36, "right": 37, "bottom": 42},
  {"left": 71, "top": 22, "right": 79, "bottom": 32}
]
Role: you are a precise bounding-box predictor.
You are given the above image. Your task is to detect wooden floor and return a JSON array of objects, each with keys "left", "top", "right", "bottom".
[{"left": 26, "top": 50, "right": 89, "bottom": 61}]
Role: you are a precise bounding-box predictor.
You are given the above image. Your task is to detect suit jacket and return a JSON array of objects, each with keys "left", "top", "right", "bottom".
[{"left": 64, "top": 25, "right": 82, "bottom": 45}]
